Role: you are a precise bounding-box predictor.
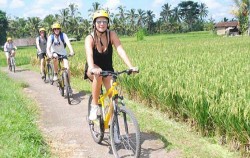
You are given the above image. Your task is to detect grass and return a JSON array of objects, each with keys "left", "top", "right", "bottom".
[{"left": 0, "top": 71, "right": 50, "bottom": 157}]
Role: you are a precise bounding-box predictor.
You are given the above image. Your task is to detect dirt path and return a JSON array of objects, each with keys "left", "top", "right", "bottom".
[{"left": 2, "top": 67, "right": 178, "bottom": 158}]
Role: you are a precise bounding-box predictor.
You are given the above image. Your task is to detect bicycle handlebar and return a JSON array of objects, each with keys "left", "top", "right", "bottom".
[{"left": 91, "top": 69, "right": 139, "bottom": 77}]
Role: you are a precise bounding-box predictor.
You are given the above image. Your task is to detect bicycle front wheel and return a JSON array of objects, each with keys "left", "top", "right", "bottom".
[
  {"left": 110, "top": 105, "right": 141, "bottom": 158},
  {"left": 63, "top": 71, "right": 71, "bottom": 104},
  {"left": 11, "top": 57, "right": 15, "bottom": 73},
  {"left": 87, "top": 95, "right": 104, "bottom": 144},
  {"left": 47, "top": 64, "right": 54, "bottom": 85}
]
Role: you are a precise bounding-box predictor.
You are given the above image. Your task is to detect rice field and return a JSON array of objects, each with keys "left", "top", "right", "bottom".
[{"left": 1, "top": 31, "right": 250, "bottom": 152}]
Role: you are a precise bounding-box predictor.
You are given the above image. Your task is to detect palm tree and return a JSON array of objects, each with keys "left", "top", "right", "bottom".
[
  {"left": 125, "top": 9, "right": 138, "bottom": 34},
  {"left": 116, "top": 5, "right": 126, "bottom": 35},
  {"left": 88, "top": 2, "right": 101, "bottom": 21},
  {"left": 160, "top": 3, "right": 172, "bottom": 22},
  {"left": 171, "top": 7, "right": 181, "bottom": 23},
  {"left": 58, "top": 8, "right": 70, "bottom": 31},
  {"left": 68, "top": 3, "right": 80, "bottom": 18},
  {"left": 199, "top": 3, "right": 208, "bottom": 21},
  {"left": 145, "top": 10, "right": 155, "bottom": 34},
  {"left": 26, "top": 17, "right": 41, "bottom": 37},
  {"left": 43, "top": 14, "right": 55, "bottom": 34},
  {"left": 137, "top": 9, "right": 146, "bottom": 28}
]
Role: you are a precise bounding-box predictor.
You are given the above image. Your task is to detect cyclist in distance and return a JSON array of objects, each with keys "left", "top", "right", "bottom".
[
  {"left": 47, "top": 22, "right": 75, "bottom": 93},
  {"left": 36, "top": 28, "right": 47, "bottom": 79},
  {"left": 4, "top": 37, "right": 17, "bottom": 66},
  {"left": 84, "top": 10, "right": 138, "bottom": 121}
]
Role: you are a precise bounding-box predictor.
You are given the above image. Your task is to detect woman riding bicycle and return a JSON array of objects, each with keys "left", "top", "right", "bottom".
[
  {"left": 47, "top": 22, "right": 75, "bottom": 93},
  {"left": 36, "top": 27, "right": 47, "bottom": 79},
  {"left": 84, "top": 10, "right": 138, "bottom": 121},
  {"left": 4, "top": 37, "right": 17, "bottom": 66}
]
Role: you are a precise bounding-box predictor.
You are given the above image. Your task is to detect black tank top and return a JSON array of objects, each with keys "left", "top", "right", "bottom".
[{"left": 91, "top": 31, "right": 114, "bottom": 71}]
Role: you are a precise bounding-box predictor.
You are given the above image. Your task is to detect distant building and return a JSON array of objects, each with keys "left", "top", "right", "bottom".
[
  {"left": 214, "top": 21, "right": 240, "bottom": 36},
  {"left": 13, "top": 38, "right": 36, "bottom": 47}
]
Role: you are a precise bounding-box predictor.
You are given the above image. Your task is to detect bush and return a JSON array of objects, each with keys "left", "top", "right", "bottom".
[{"left": 136, "top": 29, "right": 145, "bottom": 41}]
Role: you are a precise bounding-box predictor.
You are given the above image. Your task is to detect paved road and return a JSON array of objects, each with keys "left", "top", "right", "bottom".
[{"left": 2, "top": 67, "right": 176, "bottom": 158}]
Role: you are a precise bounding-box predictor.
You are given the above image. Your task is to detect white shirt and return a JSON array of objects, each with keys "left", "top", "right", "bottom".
[
  {"left": 47, "top": 33, "right": 70, "bottom": 56},
  {"left": 4, "top": 42, "right": 17, "bottom": 52}
]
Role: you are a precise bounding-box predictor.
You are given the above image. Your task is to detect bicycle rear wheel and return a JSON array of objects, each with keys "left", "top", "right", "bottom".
[
  {"left": 47, "top": 64, "right": 54, "bottom": 85},
  {"left": 88, "top": 95, "right": 104, "bottom": 144},
  {"left": 110, "top": 105, "right": 141, "bottom": 158}
]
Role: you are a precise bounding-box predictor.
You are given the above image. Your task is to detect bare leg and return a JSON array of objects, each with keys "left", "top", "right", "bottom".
[{"left": 40, "top": 58, "right": 45, "bottom": 74}]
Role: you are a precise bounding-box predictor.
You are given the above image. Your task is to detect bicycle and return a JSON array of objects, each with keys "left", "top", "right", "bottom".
[
  {"left": 87, "top": 69, "right": 141, "bottom": 158},
  {"left": 42, "top": 56, "right": 54, "bottom": 84},
  {"left": 8, "top": 51, "right": 16, "bottom": 73},
  {"left": 55, "top": 55, "right": 73, "bottom": 104}
]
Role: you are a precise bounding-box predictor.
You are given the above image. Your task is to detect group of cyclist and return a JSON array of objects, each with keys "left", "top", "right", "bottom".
[{"left": 3, "top": 10, "right": 138, "bottom": 122}]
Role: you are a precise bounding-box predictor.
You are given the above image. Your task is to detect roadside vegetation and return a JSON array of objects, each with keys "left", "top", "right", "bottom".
[{"left": 0, "top": 71, "right": 50, "bottom": 157}]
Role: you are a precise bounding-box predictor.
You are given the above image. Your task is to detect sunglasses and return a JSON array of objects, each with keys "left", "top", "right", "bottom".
[
  {"left": 54, "top": 28, "right": 60, "bottom": 30},
  {"left": 96, "top": 20, "right": 108, "bottom": 24}
]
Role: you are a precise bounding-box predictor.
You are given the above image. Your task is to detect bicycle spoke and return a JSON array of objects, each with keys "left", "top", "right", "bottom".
[{"left": 110, "top": 106, "right": 141, "bottom": 158}]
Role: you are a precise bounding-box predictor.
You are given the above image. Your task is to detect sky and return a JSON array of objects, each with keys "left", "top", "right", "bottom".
[{"left": 0, "top": 0, "right": 235, "bottom": 22}]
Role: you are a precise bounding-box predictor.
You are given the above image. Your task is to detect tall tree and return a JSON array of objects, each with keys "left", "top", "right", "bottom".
[
  {"left": 43, "top": 14, "right": 55, "bottom": 34},
  {"left": 145, "top": 10, "right": 155, "bottom": 34},
  {"left": 231, "top": 0, "right": 250, "bottom": 34},
  {"left": 178, "top": 1, "right": 200, "bottom": 31},
  {"left": 88, "top": 2, "right": 101, "bottom": 20},
  {"left": 125, "top": 9, "right": 138, "bottom": 34},
  {"left": 160, "top": 3, "right": 172, "bottom": 22},
  {"left": 199, "top": 3, "right": 208, "bottom": 21},
  {"left": 116, "top": 5, "right": 126, "bottom": 34},
  {"left": 58, "top": 8, "right": 70, "bottom": 30},
  {"left": 0, "top": 10, "right": 8, "bottom": 45},
  {"left": 26, "top": 17, "right": 41, "bottom": 37},
  {"left": 171, "top": 7, "right": 181, "bottom": 23},
  {"left": 137, "top": 9, "right": 146, "bottom": 28},
  {"left": 68, "top": 3, "right": 80, "bottom": 18}
]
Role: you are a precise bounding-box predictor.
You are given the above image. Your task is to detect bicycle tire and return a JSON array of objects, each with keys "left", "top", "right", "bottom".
[
  {"left": 9, "top": 63, "right": 12, "bottom": 71},
  {"left": 88, "top": 95, "right": 104, "bottom": 144},
  {"left": 58, "top": 74, "right": 64, "bottom": 96},
  {"left": 110, "top": 105, "right": 141, "bottom": 158},
  {"left": 47, "top": 64, "right": 54, "bottom": 85},
  {"left": 43, "top": 69, "right": 46, "bottom": 82},
  {"left": 9, "top": 58, "right": 12, "bottom": 72},
  {"left": 13, "top": 58, "right": 15, "bottom": 73},
  {"left": 63, "top": 71, "right": 71, "bottom": 104}
]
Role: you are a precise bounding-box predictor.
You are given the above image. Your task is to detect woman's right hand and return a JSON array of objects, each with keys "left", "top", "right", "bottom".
[{"left": 91, "top": 67, "right": 102, "bottom": 75}]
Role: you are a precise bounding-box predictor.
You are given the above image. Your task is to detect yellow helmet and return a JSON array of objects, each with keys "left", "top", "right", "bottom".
[
  {"left": 93, "top": 10, "right": 109, "bottom": 22},
  {"left": 52, "top": 23, "right": 61, "bottom": 29},
  {"left": 39, "top": 28, "right": 46, "bottom": 32},
  {"left": 7, "top": 37, "right": 12, "bottom": 41}
]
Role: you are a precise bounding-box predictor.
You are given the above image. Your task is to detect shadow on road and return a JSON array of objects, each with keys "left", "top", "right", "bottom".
[
  {"left": 14, "top": 68, "right": 30, "bottom": 72},
  {"left": 70, "top": 90, "right": 88, "bottom": 105},
  {"left": 140, "top": 131, "right": 171, "bottom": 158}
]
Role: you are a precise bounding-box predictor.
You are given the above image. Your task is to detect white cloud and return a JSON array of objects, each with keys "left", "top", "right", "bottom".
[
  {"left": 103, "top": 0, "right": 121, "bottom": 11},
  {"left": 152, "top": 0, "right": 166, "bottom": 8},
  {"left": 10, "top": 0, "right": 25, "bottom": 9},
  {"left": 23, "top": 6, "right": 48, "bottom": 18},
  {"left": 36, "top": 0, "right": 53, "bottom": 5},
  {"left": 0, "top": 0, "right": 7, "bottom": 7}
]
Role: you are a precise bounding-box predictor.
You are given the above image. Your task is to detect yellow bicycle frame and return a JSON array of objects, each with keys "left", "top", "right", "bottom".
[{"left": 98, "top": 82, "right": 119, "bottom": 129}]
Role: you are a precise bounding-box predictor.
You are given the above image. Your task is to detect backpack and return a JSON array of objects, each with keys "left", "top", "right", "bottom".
[
  {"left": 35, "top": 36, "right": 47, "bottom": 49},
  {"left": 51, "top": 32, "right": 66, "bottom": 48}
]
